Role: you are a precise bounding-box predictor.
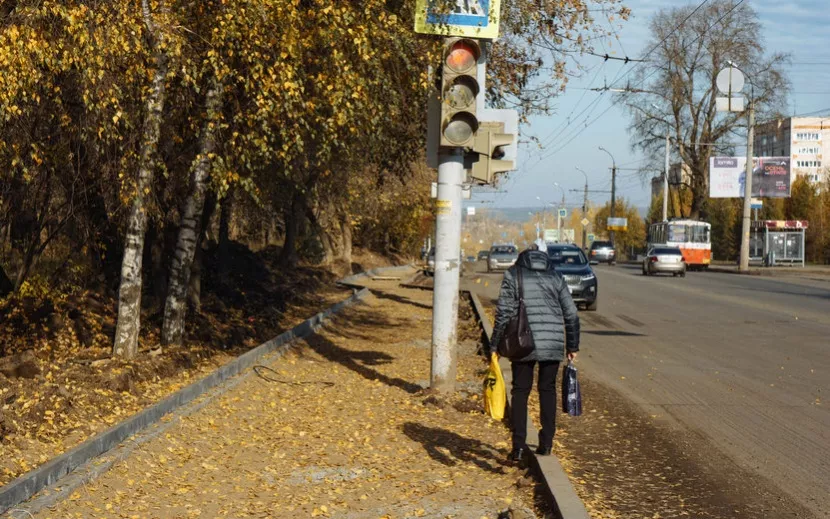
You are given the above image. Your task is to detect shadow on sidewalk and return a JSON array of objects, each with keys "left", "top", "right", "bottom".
[
  {"left": 304, "top": 330, "right": 423, "bottom": 395},
  {"left": 370, "top": 289, "right": 432, "bottom": 311},
  {"left": 402, "top": 422, "right": 507, "bottom": 474}
]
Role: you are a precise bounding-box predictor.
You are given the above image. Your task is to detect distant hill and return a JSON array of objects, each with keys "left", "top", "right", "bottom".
[{"left": 483, "top": 206, "right": 651, "bottom": 222}]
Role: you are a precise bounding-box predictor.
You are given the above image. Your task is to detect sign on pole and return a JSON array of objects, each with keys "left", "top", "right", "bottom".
[
  {"left": 466, "top": 206, "right": 476, "bottom": 216},
  {"left": 587, "top": 233, "right": 596, "bottom": 242},
  {"left": 607, "top": 217, "right": 628, "bottom": 231},
  {"left": 580, "top": 218, "right": 590, "bottom": 227},
  {"left": 716, "top": 66, "right": 745, "bottom": 113},
  {"left": 414, "top": 0, "right": 502, "bottom": 40},
  {"left": 558, "top": 208, "right": 567, "bottom": 218}
]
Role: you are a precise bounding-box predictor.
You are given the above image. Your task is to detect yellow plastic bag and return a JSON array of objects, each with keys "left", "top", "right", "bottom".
[{"left": 483, "top": 354, "right": 506, "bottom": 420}]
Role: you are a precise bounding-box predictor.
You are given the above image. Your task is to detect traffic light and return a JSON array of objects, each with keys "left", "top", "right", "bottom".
[
  {"left": 468, "top": 121, "right": 515, "bottom": 185},
  {"left": 439, "top": 38, "right": 481, "bottom": 148}
]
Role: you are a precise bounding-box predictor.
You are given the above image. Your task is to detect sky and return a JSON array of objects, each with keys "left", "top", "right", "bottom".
[{"left": 469, "top": 0, "right": 830, "bottom": 212}]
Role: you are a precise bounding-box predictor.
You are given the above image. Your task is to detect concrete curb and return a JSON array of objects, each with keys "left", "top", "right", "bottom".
[
  {"left": 337, "top": 264, "right": 414, "bottom": 289},
  {"left": 467, "top": 291, "right": 590, "bottom": 519},
  {"left": 0, "top": 278, "right": 378, "bottom": 516}
]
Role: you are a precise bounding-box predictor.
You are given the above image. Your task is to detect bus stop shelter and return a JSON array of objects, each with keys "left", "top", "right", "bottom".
[{"left": 749, "top": 220, "right": 808, "bottom": 266}]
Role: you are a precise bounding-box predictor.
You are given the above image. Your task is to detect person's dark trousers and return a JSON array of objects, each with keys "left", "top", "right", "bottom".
[{"left": 510, "top": 360, "right": 561, "bottom": 451}]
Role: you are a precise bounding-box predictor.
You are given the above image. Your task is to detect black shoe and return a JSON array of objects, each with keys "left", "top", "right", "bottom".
[
  {"left": 508, "top": 448, "right": 526, "bottom": 464},
  {"left": 535, "top": 445, "right": 552, "bottom": 456}
]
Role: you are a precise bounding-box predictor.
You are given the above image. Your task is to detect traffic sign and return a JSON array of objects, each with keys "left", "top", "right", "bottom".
[
  {"left": 558, "top": 208, "right": 567, "bottom": 218},
  {"left": 587, "top": 233, "right": 595, "bottom": 242},
  {"left": 751, "top": 198, "right": 763, "bottom": 210},
  {"left": 581, "top": 218, "right": 590, "bottom": 227},
  {"left": 716, "top": 66, "right": 745, "bottom": 113},
  {"left": 414, "top": 0, "right": 502, "bottom": 40}
]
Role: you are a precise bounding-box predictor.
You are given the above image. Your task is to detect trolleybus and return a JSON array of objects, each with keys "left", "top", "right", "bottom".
[{"left": 647, "top": 219, "right": 711, "bottom": 270}]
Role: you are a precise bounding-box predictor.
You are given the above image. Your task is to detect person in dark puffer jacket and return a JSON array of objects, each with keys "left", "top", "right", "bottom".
[{"left": 487, "top": 246, "right": 580, "bottom": 463}]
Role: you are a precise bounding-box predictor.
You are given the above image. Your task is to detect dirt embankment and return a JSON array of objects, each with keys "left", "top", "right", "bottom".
[{"left": 0, "top": 245, "right": 397, "bottom": 486}]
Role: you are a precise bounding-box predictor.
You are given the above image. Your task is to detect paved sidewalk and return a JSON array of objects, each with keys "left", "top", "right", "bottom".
[
  {"left": 708, "top": 262, "right": 830, "bottom": 278},
  {"left": 25, "top": 280, "right": 543, "bottom": 519}
]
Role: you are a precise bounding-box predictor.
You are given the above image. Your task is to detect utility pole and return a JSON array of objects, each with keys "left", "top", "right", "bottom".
[
  {"left": 663, "top": 132, "right": 670, "bottom": 222},
  {"left": 599, "top": 147, "right": 617, "bottom": 245},
  {"left": 432, "top": 150, "right": 464, "bottom": 391},
  {"left": 576, "top": 167, "right": 589, "bottom": 249},
  {"left": 558, "top": 189, "right": 565, "bottom": 243},
  {"left": 739, "top": 98, "right": 755, "bottom": 272}
]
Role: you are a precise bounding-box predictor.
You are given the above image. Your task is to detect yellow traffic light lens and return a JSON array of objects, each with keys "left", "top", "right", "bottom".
[
  {"left": 445, "top": 40, "right": 479, "bottom": 72},
  {"left": 443, "top": 113, "right": 478, "bottom": 145},
  {"left": 444, "top": 76, "right": 479, "bottom": 109}
]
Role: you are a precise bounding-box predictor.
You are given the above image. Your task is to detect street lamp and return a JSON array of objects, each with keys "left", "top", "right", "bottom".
[
  {"left": 652, "top": 103, "right": 670, "bottom": 222},
  {"left": 598, "top": 146, "right": 618, "bottom": 244}
]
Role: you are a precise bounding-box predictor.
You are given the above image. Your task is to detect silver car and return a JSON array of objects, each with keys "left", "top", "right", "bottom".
[
  {"left": 589, "top": 241, "right": 616, "bottom": 265},
  {"left": 487, "top": 245, "right": 518, "bottom": 272},
  {"left": 642, "top": 247, "right": 686, "bottom": 277}
]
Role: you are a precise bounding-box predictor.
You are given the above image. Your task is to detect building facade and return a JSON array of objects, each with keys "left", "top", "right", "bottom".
[
  {"left": 754, "top": 116, "right": 830, "bottom": 184},
  {"left": 651, "top": 162, "right": 692, "bottom": 201}
]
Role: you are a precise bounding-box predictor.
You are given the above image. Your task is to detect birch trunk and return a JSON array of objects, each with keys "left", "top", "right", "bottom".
[
  {"left": 112, "top": 0, "right": 168, "bottom": 359},
  {"left": 161, "top": 79, "right": 223, "bottom": 347}
]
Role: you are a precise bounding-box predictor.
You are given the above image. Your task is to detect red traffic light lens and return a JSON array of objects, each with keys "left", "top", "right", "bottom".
[{"left": 446, "top": 40, "right": 479, "bottom": 72}]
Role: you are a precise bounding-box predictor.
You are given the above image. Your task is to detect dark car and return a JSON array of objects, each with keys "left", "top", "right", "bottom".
[
  {"left": 477, "top": 250, "right": 490, "bottom": 261},
  {"left": 589, "top": 240, "right": 615, "bottom": 265},
  {"left": 547, "top": 244, "right": 597, "bottom": 311}
]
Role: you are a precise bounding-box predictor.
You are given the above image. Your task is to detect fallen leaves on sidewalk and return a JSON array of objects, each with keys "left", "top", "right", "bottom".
[{"left": 29, "top": 282, "right": 549, "bottom": 518}]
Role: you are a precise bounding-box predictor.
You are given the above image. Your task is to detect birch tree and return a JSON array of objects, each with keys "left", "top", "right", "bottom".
[{"left": 113, "top": 0, "right": 170, "bottom": 358}]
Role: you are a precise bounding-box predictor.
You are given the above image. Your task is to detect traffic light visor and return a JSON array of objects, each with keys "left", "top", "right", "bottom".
[
  {"left": 445, "top": 40, "right": 480, "bottom": 73},
  {"left": 443, "top": 112, "right": 478, "bottom": 145}
]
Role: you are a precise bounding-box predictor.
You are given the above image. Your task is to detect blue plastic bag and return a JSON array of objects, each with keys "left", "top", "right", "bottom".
[{"left": 562, "top": 363, "right": 582, "bottom": 416}]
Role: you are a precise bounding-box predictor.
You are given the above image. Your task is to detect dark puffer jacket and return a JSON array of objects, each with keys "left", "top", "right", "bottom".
[{"left": 488, "top": 249, "right": 580, "bottom": 362}]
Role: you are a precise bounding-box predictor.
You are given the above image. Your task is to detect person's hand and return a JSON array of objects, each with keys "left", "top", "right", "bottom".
[{"left": 567, "top": 351, "right": 577, "bottom": 362}]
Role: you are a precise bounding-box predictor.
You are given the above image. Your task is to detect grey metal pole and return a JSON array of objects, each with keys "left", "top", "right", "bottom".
[
  {"left": 576, "top": 167, "right": 588, "bottom": 249},
  {"left": 557, "top": 186, "right": 565, "bottom": 243},
  {"left": 583, "top": 182, "right": 588, "bottom": 248},
  {"left": 739, "top": 100, "right": 755, "bottom": 272},
  {"left": 431, "top": 149, "right": 463, "bottom": 392},
  {"left": 663, "top": 132, "right": 670, "bottom": 222},
  {"left": 610, "top": 165, "right": 617, "bottom": 245}
]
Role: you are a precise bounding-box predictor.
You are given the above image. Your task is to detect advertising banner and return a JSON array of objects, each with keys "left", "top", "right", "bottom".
[{"left": 709, "top": 157, "right": 791, "bottom": 198}]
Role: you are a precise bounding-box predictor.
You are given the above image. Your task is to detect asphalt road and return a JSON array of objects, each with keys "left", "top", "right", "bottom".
[{"left": 462, "top": 261, "right": 830, "bottom": 518}]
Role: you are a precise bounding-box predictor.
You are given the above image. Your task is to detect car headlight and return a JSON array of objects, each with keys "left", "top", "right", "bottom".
[{"left": 580, "top": 273, "right": 596, "bottom": 282}]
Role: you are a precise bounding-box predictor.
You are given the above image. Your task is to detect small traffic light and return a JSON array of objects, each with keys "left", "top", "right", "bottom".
[
  {"left": 468, "top": 121, "right": 515, "bottom": 185},
  {"left": 440, "top": 38, "right": 481, "bottom": 148}
]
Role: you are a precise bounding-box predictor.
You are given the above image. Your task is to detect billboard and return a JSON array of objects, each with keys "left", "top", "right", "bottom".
[
  {"left": 607, "top": 217, "right": 628, "bottom": 231},
  {"left": 709, "top": 157, "right": 791, "bottom": 198},
  {"left": 543, "top": 229, "right": 575, "bottom": 243}
]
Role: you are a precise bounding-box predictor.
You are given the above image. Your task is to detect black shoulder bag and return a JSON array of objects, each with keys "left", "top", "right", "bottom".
[{"left": 497, "top": 266, "right": 536, "bottom": 359}]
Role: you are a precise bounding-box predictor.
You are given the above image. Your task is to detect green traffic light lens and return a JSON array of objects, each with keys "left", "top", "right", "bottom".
[
  {"left": 444, "top": 76, "right": 479, "bottom": 109},
  {"left": 443, "top": 113, "right": 478, "bottom": 145}
]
